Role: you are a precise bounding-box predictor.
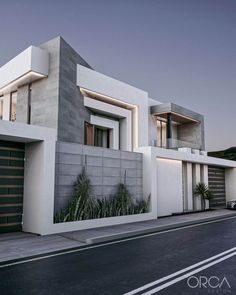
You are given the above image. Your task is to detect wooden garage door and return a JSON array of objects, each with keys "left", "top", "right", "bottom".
[
  {"left": 208, "top": 166, "right": 226, "bottom": 208},
  {"left": 0, "top": 141, "right": 25, "bottom": 233}
]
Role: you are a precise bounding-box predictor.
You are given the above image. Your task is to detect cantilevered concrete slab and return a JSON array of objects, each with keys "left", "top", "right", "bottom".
[
  {"left": 0, "top": 46, "right": 49, "bottom": 94},
  {"left": 150, "top": 102, "right": 203, "bottom": 123}
]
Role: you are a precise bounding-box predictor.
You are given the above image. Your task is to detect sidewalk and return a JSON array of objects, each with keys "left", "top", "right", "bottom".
[{"left": 0, "top": 209, "right": 235, "bottom": 264}]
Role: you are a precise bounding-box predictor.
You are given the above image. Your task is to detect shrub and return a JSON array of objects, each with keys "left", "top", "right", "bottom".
[
  {"left": 54, "top": 168, "right": 150, "bottom": 223},
  {"left": 194, "top": 182, "right": 213, "bottom": 211}
]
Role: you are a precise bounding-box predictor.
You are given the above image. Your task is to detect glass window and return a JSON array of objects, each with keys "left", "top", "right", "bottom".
[
  {"left": 84, "top": 122, "right": 110, "bottom": 148},
  {"left": 94, "top": 127, "right": 110, "bottom": 148},
  {"left": 10, "top": 92, "right": 17, "bottom": 122},
  {"left": 157, "top": 119, "right": 167, "bottom": 148},
  {"left": 0, "top": 96, "right": 3, "bottom": 120}
]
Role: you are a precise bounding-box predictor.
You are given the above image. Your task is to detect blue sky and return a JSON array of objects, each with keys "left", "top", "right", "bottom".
[{"left": 0, "top": 0, "right": 235, "bottom": 150}]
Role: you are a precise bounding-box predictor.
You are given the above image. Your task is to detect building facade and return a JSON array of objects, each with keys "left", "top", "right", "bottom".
[{"left": 0, "top": 36, "right": 236, "bottom": 235}]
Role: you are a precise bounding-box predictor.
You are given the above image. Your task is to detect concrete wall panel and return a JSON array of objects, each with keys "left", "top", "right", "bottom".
[{"left": 54, "top": 141, "right": 143, "bottom": 213}]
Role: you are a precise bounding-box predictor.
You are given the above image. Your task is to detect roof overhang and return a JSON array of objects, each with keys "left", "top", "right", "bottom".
[
  {"left": 151, "top": 103, "right": 203, "bottom": 124},
  {"left": 0, "top": 46, "right": 49, "bottom": 95}
]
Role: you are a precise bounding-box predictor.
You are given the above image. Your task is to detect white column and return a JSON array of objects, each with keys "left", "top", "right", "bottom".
[
  {"left": 225, "top": 168, "right": 236, "bottom": 202},
  {"left": 193, "top": 163, "right": 202, "bottom": 210},
  {"left": 201, "top": 165, "right": 209, "bottom": 209},
  {"left": 186, "top": 163, "right": 193, "bottom": 211},
  {"left": 2, "top": 93, "right": 10, "bottom": 121},
  {"left": 23, "top": 139, "right": 56, "bottom": 235}
]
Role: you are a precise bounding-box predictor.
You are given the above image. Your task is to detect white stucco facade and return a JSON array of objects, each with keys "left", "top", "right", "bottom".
[
  {"left": 0, "top": 120, "right": 56, "bottom": 235},
  {"left": 0, "top": 46, "right": 49, "bottom": 94},
  {"left": 0, "top": 37, "right": 236, "bottom": 235}
]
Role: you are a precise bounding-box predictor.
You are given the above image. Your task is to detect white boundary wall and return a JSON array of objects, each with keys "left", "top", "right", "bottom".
[
  {"left": 0, "top": 121, "right": 56, "bottom": 235},
  {"left": 136, "top": 146, "right": 236, "bottom": 217}
]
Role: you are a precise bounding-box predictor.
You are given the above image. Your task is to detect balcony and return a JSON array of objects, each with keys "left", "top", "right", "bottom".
[
  {"left": 150, "top": 102, "right": 205, "bottom": 151},
  {"left": 152, "top": 138, "right": 201, "bottom": 150}
]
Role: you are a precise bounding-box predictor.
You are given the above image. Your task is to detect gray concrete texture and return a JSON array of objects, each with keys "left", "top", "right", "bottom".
[
  {"left": 54, "top": 141, "right": 143, "bottom": 213},
  {"left": 0, "top": 232, "right": 84, "bottom": 263},
  {"left": 58, "top": 37, "right": 92, "bottom": 144},
  {"left": 16, "top": 36, "right": 92, "bottom": 145}
]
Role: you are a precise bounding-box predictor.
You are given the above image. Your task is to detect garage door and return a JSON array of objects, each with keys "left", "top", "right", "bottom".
[
  {"left": 0, "top": 141, "right": 25, "bottom": 233},
  {"left": 208, "top": 166, "right": 226, "bottom": 208}
]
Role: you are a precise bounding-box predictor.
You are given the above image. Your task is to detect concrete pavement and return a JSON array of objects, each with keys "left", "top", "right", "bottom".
[
  {"left": 0, "top": 209, "right": 235, "bottom": 264},
  {"left": 60, "top": 208, "right": 236, "bottom": 244}
]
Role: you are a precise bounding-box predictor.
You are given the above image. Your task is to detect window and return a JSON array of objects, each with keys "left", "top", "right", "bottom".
[
  {"left": 84, "top": 122, "right": 110, "bottom": 148},
  {"left": 0, "top": 96, "right": 3, "bottom": 120},
  {"left": 10, "top": 92, "right": 17, "bottom": 122},
  {"left": 157, "top": 119, "right": 167, "bottom": 148},
  {"left": 84, "top": 122, "right": 94, "bottom": 146},
  {"left": 27, "top": 84, "right": 31, "bottom": 124},
  {"left": 94, "top": 127, "right": 110, "bottom": 148}
]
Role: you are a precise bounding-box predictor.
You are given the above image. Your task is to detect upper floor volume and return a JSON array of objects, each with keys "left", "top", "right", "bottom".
[{"left": 0, "top": 36, "right": 205, "bottom": 152}]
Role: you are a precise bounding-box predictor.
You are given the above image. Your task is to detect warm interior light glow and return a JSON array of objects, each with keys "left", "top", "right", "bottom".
[
  {"left": 80, "top": 87, "right": 136, "bottom": 110},
  {"left": 0, "top": 71, "right": 46, "bottom": 94},
  {"left": 154, "top": 111, "right": 199, "bottom": 123},
  {"left": 156, "top": 157, "right": 182, "bottom": 164}
]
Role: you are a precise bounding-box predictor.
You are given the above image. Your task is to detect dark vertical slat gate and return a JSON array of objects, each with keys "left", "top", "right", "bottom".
[
  {"left": 208, "top": 166, "right": 226, "bottom": 208},
  {"left": 0, "top": 141, "right": 25, "bottom": 233}
]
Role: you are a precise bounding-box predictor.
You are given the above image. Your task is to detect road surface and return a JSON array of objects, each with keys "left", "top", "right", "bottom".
[{"left": 1, "top": 216, "right": 236, "bottom": 294}]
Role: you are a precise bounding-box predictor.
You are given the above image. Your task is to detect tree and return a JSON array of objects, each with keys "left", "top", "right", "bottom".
[{"left": 194, "top": 183, "right": 213, "bottom": 211}]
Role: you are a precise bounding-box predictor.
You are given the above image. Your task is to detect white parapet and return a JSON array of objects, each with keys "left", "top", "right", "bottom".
[{"left": 0, "top": 46, "right": 49, "bottom": 94}]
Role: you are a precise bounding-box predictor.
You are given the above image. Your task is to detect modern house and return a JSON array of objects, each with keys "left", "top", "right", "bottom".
[{"left": 0, "top": 36, "right": 236, "bottom": 235}]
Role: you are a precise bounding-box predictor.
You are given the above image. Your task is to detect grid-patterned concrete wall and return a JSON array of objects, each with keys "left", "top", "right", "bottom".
[{"left": 54, "top": 142, "right": 143, "bottom": 213}]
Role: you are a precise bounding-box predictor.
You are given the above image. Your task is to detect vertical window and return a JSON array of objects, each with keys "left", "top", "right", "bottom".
[
  {"left": 84, "top": 122, "right": 110, "bottom": 148},
  {"left": 10, "top": 92, "right": 17, "bottom": 122},
  {"left": 94, "top": 127, "right": 110, "bottom": 148},
  {"left": 27, "top": 84, "right": 32, "bottom": 124},
  {"left": 157, "top": 119, "right": 167, "bottom": 148},
  {"left": 0, "top": 96, "right": 3, "bottom": 120},
  {"left": 84, "top": 122, "right": 94, "bottom": 146}
]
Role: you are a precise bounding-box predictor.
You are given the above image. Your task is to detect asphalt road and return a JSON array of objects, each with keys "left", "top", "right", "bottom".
[{"left": 1, "top": 217, "right": 236, "bottom": 295}]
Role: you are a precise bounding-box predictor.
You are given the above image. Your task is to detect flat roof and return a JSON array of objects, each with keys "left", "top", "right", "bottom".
[{"left": 150, "top": 102, "right": 203, "bottom": 123}]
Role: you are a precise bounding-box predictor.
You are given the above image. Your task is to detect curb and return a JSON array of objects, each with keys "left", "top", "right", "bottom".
[
  {"left": 0, "top": 243, "right": 89, "bottom": 267},
  {"left": 1, "top": 213, "right": 236, "bottom": 266},
  {"left": 85, "top": 213, "right": 236, "bottom": 244}
]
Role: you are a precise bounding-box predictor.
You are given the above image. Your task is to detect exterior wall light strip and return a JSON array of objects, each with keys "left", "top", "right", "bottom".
[
  {"left": 0, "top": 71, "right": 46, "bottom": 93},
  {"left": 80, "top": 87, "right": 136, "bottom": 110}
]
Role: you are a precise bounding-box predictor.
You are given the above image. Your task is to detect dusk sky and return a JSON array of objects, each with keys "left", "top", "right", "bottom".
[{"left": 0, "top": 0, "right": 235, "bottom": 151}]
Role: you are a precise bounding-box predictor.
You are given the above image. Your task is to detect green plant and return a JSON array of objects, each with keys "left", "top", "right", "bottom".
[
  {"left": 194, "top": 183, "right": 213, "bottom": 211},
  {"left": 54, "top": 169, "right": 150, "bottom": 223}
]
